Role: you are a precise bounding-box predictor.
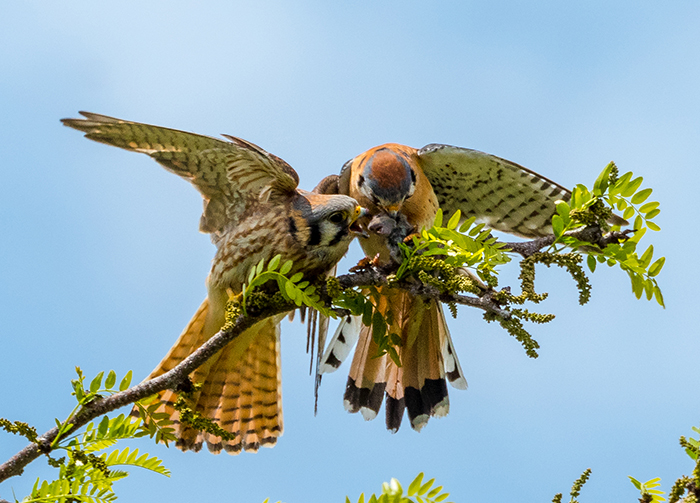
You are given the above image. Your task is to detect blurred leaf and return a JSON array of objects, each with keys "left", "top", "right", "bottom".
[{"left": 268, "top": 255, "right": 281, "bottom": 272}]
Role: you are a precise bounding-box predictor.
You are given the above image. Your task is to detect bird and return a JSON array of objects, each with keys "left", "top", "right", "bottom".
[
  {"left": 315, "top": 142, "right": 620, "bottom": 432},
  {"left": 62, "top": 112, "right": 366, "bottom": 454}
]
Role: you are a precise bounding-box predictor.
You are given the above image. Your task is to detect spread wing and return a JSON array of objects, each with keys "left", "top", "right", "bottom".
[
  {"left": 417, "top": 144, "right": 571, "bottom": 238},
  {"left": 62, "top": 112, "right": 299, "bottom": 241}
]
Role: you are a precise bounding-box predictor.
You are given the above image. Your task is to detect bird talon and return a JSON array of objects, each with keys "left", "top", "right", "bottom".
[{"left": 349, "top": 256, "right": 373, "bottom": 273}]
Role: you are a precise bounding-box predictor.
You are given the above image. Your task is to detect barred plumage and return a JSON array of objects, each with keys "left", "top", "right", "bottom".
[
  {"left": 316, "top": 142, "right": 615, "bottom": 432},
  {"left": 62, "top": 112, "right": 365, "bottom": 454}
]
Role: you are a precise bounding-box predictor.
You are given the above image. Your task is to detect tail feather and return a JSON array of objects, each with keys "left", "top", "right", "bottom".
[
  {"left": 343, "top": 287, "right": 467, "bottom": 432},
  {"left": 320, "top": 315, "right": 362, "bottom": 374},
  {"left": 343, "top": 325, "right": 387, "bottom": 420},
  {"left": 136, "top": 299, "right": 284, "bottom": 455}
]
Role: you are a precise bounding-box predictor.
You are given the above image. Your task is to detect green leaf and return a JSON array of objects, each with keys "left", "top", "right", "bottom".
[
  {"left": 105, "top": 370, "right": 117, "bottom": 390},
  {"left": 622, "top": 206, "right": 635, "bottom": 220},
  {"left": 371, "top": 311, "right": 387, "bottom": 343},
  {"left": 362, "top": 302, "right": 373, "bottom": 327},
  {"left": 280, "top": 260, "right": 293, "bottom": 275},
  {"left": 255, "top": 258, "right": 265, "bottom": 275},
  {"left": 248, "top": 267, "right": 256, "bottom": 284},
  {"left": 408, "top": 473, "right": 424, "bottom": 496},
  {"left": 433, "top": 208, "right": 443, "bottom": 228},
  {"left": 90, "top": 371, "right": 104, "bottom": 393},
  {"left": 645, "top": 208, "right": 661, "bottom": 219},
  {"left": 551, "top": 215, "right": 564, "bottom": 237},
  {"left": 556, "top": 200, "right": 571, "bottom": 221},
  {"left": 633, "top": 215, "right": 643, "bottom": 232},
  {"left": 629, "top": 476, "right": 642, "bottom": 490},
  {"left": 622, "top": 176, "right": 644, "bottom": 197},
  {"left": 639, "top": 201, "right": 659, "bottom": 213},
  {"left": 458, "top": 216, "right": 476, "bottom": 233},
  {"left": 587, "top": 254, "right": 597, "bottom": 273},
  {"left": 640, "top": 245, "right": 654, "bottom": 267},
  {"left": 593, "top": 164, "right": 612, "bottom": 195},
  {"left": 616, "top": 199, "right": 628, "bottom": 211},
  {"left": 631, "top": 274, "right": 644, "bottom": 299},
  {"left": 285, "top": 281, "right": 297, "bottom": 300},
  {"left": 647, "top": 221, "right": 660, "bottom": 231},
  {"left": 289, "top": 272, "right": 304, "bottom": 283},
  {"left": 268, "top": 255, "right": 281, "bottom": 272},
  {"left": 119, "top": 370, "right": 132, "bottom": 391},
  {"left": 418, "top": 479, "right": 435, "bottom": 496},
  {"left": 648, "top": 257, "right": 665, "bottom": 277},
  {"left": 427, "top": 486, "right": 443, "bottom": 498},
  {"left": 631, "top": 188, "right": 653, "bottom": 204},
  {"left": 447, "top": 210, "right": 461, "bottom": 230}
]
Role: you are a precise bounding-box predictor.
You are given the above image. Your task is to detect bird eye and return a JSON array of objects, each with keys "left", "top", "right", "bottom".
[
  {"left": 328, "top": 212, "right": 345, "bottom": 224},
  {"left": 358, "top": 175, "right": 365, "bottom": 187}
]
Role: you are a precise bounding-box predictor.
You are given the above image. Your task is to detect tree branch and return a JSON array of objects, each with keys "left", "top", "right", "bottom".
[
  {"left": 0, "top": 302, "right": 289, "bottom": 483},
  {"left": 502, "top": 226, "right": 632, "bottom": 257},
  {"left": 1, "top": 225, "right": 618, "bottom": 483}
]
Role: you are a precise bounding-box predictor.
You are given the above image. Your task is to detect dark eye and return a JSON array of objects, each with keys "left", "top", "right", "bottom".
[
  {"left": 358, "top": 175, "right": 365, "bottom": 187},
  {"left": 328, "top": 212, "right": 345, "bottom": 224}
]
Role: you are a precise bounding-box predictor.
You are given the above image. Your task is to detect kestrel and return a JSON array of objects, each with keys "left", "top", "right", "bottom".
[
  {"left": 316, "top": 143, "right": 621, "bottom": 432},
  {"left": 62, "top": 112, "right": 365, "bottom": 454}
]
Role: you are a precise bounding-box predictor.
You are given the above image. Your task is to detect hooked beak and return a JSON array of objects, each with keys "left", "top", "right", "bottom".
[
  {"left": 349, "top": 206, "right": 370, "bottom": 238},
  {"left": 382, "top": 203, "right": 401, "bottom": 218}
]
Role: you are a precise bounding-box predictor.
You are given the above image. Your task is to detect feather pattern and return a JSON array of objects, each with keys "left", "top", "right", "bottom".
[{"left": 63, "top": 112, "right": 364, "bottom": 454}]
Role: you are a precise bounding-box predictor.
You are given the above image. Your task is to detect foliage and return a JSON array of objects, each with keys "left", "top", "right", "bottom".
[
  {"left": 346, "top": 472, "right": 452, "bottom": 503},
  {"left": 235, "top": 162, "right": 665, "bottom": 363},
  {"left": 630, "top": 425, "right": 700, "bottom": 503},
  {"left": 241, "top": 255, "right": 327, "bottom": 315},
  {"left": 550, "top": 161, "right": 665, "bottom": 307},
  {"left": 1, "top": 368, "right": 170, "bottom": 503},
  {"left": 552, "top": 468, "right": 592, "bottom": 503},
  {"left": 629, "top": 477, "right": 666, "bottom": 503}
]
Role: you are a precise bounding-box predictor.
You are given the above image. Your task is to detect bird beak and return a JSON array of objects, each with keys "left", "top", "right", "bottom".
[
  {"left": 383, "top": 204, "right": 400, "bottom": 218},
  {"left": 349, "top": 206, "right": 370, "bottom": 238}
]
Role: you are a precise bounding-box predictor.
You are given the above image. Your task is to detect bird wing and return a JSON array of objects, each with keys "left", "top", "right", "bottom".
[
  {"left": 62, "top": 112, "right": 299, "bottom": 240},
  {"left": 417, "top": 144, "right": 571, "bottom": 238}
]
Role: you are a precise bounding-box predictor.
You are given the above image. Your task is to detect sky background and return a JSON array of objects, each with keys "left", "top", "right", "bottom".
[{"left": 1, "top": 1, "right": 698, "bottom": 502}]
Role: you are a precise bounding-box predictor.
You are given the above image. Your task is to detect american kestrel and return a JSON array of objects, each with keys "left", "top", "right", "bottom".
[
  {"left": 316, "top": 143, "right": 602, "bottom": 432},
  {"left": 62, "top": 112, "right": 365, "bottom": 454}
]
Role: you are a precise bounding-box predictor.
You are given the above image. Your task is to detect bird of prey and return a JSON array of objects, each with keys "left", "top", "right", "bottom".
[
  {"left": 62, "top": 112, "right": 365, "bottom": 454},
  {"left": 315, "top": 143, "right": 591, "bottom": 432}
]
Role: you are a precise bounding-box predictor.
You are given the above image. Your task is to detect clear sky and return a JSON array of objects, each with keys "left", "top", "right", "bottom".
[{"left": 1, "top": 1, "right": 698, "bottom": 502}]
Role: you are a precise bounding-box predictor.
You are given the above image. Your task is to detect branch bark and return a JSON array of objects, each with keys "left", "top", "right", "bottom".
[
  {"left": 1, "top": 225, "right": 621, "bottom": 483},
  {"left": 0, "top": 302, "right": 288, "bottom": 483}
]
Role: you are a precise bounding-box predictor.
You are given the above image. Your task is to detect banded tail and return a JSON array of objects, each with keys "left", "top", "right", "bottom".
[
  {"left": 325, "top": 288, "right": 467, "bottom": 432},
  {"left": 138, "top": 298, "right": 284, "bottom": 454}
]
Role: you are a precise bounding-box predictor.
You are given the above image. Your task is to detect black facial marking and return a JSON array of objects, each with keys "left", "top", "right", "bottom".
[
  {"left": 288, "top": 217, "right": 298, "bottom": 239},
  {"left": 358, "top": 174, "right": 365, "bottom": 186},
  {"left": 308, "top": 223, "right": 321, "bottom": 246},
  {"left": 328, "top": 226, "right": 348, "bottom": 247}
]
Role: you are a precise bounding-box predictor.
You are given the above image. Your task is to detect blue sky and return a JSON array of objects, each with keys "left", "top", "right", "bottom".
[{"left": 1, "top": 1, "right": 698, "bottom": 501}]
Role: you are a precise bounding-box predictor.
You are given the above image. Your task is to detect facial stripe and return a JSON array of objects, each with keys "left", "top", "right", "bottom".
[
  {"left": 328, "top": 226, "right": 349, "bottom": 247},
  {"left": 307, "top": 222, "right": 321, "bottom": 246},
  {"left": 288, "top": 217, "right": 298, "bottom": 239}
]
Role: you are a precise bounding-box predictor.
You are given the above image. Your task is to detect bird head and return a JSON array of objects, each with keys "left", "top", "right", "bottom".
[
  {"left": 356, "top": 147, "right": 416, "bottom": 217},
  {"left": 291, "top": 192, "right": 369, "bottom": 253}
]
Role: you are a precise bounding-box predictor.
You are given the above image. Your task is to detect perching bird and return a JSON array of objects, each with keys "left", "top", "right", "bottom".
[
  {"left": 62, "top": 112, "right": 365, "bottom": 454},
  {"left": 315, "top": 143, "right": 593, "bottom": 432}
]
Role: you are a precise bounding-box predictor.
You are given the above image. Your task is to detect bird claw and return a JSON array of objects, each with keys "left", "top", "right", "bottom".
[{"left": 349, "top": 254, "right": 381, "bottom": 272}]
